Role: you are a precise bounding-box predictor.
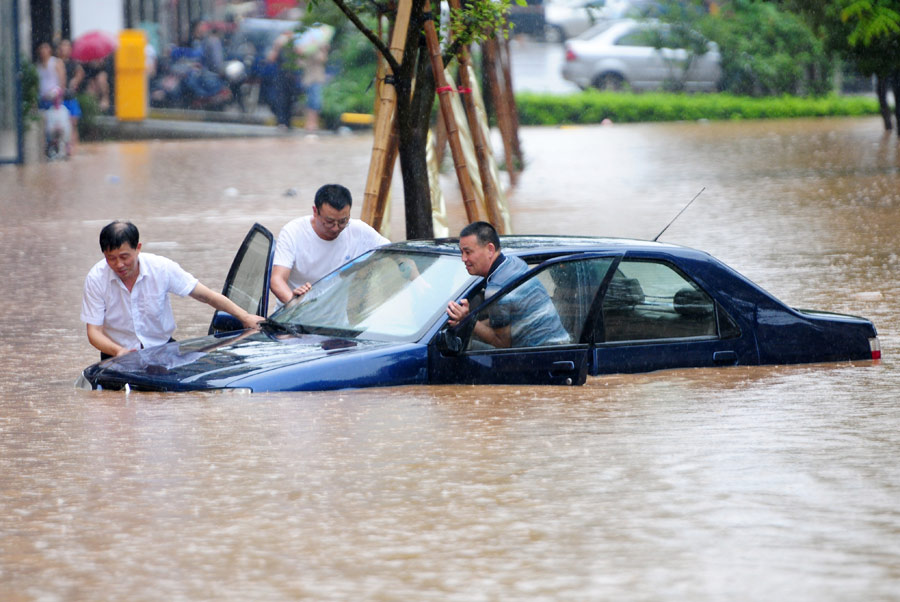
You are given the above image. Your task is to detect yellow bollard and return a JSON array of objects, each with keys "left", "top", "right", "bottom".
[{"left": 115, "top": 30, "right": 148, "bottom": 121}]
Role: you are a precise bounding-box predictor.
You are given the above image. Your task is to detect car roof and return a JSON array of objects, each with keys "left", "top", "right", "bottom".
[{"left": 384, "top": 235, "right": 704, "bottom": 260}]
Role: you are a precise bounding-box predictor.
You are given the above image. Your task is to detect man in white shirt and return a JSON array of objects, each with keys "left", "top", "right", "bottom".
[
  {"left": 81, "top": 221, "right": 265, "bottom": 360},
  {"left": 270, "top": 184, "right": 390, "bottom": 304}
]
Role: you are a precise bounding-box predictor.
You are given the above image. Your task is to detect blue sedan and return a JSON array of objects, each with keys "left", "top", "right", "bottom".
[{"left": 77, "top": 224, "right": 881, "bottom": 392}]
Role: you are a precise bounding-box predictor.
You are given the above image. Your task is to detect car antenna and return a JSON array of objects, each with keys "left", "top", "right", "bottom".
[{"left": 652, "top": 187, "right": 706, "bottom": 242}]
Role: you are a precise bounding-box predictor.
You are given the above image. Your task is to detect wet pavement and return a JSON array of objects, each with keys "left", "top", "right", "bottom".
[{"left": 1, "top": 116, "right": 899, "bottom": 600}]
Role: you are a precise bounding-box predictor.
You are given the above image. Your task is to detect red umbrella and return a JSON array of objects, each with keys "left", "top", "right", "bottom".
[{"left": 71, "top": 30, "right": 117, "bottom": 62}]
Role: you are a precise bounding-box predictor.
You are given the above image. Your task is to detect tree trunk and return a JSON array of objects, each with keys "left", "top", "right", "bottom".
[
  {"left": 395, "top": 43, "right": 436, "bottom": 240},
  {"left": 892, "top": 72, "right": 900, "bottom": 138},
  {"left": 876, "top": 74, "right": 893, "bottom": 131}
]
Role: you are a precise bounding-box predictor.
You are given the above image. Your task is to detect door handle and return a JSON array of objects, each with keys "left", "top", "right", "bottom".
[
  {"left": 713, "top": 350, "right": 737, "bottom": 365},
  {"left": 551, "top": 360, "right": 576, "bottom": 374}
]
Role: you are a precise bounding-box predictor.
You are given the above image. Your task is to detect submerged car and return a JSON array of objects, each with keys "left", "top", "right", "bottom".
[
  {"left": 562, "top": 18, "right": 721, "bottom": 91},
  {"left": 77, "top": 224, "right": 880, "bottom": 392}
]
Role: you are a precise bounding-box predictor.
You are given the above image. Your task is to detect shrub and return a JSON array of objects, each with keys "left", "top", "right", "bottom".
[{"left": 514, "top": 91, "right": 881, "bottom": 126}]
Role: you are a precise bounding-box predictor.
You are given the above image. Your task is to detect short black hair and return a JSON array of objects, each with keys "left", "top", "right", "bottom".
[
  {"left": 99, "top": 221, "right": 139, "bottom": 252},
  {"left": 459, "top": 221, "right": 500, "bottom": 251},
  {"left": 314, "top": 184, "right": 353, "bottom": 211}
]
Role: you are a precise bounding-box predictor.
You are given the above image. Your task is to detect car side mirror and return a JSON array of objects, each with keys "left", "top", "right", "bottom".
[
  {"left": 437, "top": 327, "right": 463, "bottom": 356},
  {"left": 208, "top": 310, "right": 242, "bottom": 335}
]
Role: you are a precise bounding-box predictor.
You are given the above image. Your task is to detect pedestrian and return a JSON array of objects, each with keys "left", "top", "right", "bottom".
[
  {"left": 43, "top": 87, "right": 72, "bottom": 159},
  {"left": 55, "top": 39, "right": 83, "bottom": 152},
  {"left": 81, "top": 221, "right": 265, "bottom": 360},
  {"left": 36, "top": 42, "right": 74, "bottom": 158},
  {"left": 296, "top": 25, "right": 333, "bottom": 131},
  {"left": 446, "top": 221, "right": 569, "bottom": 348},
  {"left": 36, "top": 41, "right": 65, "bottom": 110},
  {"left": 269, "top": 184, "right": 390, "bottom": 305},
  {"left": 266, "top": 30, "right": 301, "bottom": 129},
  {"left": 79, "top": 56, "right": 113, "bottom": 113}
]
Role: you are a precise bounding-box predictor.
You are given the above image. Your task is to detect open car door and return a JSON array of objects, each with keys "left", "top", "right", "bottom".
[
  {"left": 208, "top": 223, "right": 274, "bottom": 335},
  {"left": 432, "top": 255, "right": 616, "bottom": 386}
]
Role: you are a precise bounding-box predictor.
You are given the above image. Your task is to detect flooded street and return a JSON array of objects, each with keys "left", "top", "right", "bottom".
[{"left": 1, "top": 117, "right": 899, "bottom": 600}]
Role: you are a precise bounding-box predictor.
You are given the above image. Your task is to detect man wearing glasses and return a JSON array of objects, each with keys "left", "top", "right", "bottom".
[{"left": 270, "top": 184, "right": 389, "bottom": 306}]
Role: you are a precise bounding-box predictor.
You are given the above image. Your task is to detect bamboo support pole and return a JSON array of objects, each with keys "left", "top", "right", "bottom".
[
  {"left": 377, "top": 129, "right": 400, "bottom": 220},
  {"left": 361, "top": 0, "right": 413, "bottom": 228},
  {"left": 426, "top": 129, "right": 450, "bottom": 237},
  {"left": 483, "top": 35, "right": 518, "bottom": 187},
  {"left": 422, "top": 0, "right": 479, "bottom": 223},
  {"left": 499, "top": 35, "right": 523, "bottom": 164},
  {"left": 447, "top": 0, "right": 504, "bottom": 233},
  {"left": 371, "top": 15, "right": 394, "bottom": 238},
  {"left": 467, "top": 63, "right": 512, "bottom": 234}
]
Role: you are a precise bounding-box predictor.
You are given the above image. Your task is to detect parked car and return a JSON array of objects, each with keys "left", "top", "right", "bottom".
[
  {"left": 77, "top": 224, "right": 880, "bottom": 392},
  {"left": 545, "top": 0, "right": 659, "bottom": 42},
  {"left": 508, "top": 0, "right": 547, "bottom": 38},
  {"left": 562, "top": 18, "right": 721, "bottom": 91}
]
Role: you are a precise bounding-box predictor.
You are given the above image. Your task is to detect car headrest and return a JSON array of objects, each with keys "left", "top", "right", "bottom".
[
  {"left": 673, "top": 287, "right": 714, "bottom": 317},
  {"left": 604, "top": 277, "right": 644, "bottom": 309}
]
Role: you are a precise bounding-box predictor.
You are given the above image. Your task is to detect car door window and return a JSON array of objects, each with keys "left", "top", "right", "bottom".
[
  {"left": 223, "top": 228, "right": 272, "bottom": 315},
  {"left": 616, "top": 29, "right": 653, "bottom": 47},
  {"left": 599, "top": 259, "right": 724, "bottom": 343},
  {"left": 465, "top": 257, "right": 613, "bottom": 351}
]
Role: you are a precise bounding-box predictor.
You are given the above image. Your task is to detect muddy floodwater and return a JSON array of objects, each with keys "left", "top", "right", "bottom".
[{"left": 1, "top": 117, "right": 899, "bottom": 600}]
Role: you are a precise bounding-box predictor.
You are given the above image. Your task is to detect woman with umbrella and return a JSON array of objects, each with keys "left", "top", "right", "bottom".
[{"left": 72, "top": 30, "right": 116, "bottom": 113}]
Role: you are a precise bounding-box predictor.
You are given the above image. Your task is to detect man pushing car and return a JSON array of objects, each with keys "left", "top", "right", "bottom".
[{"left": 81, "top": 220, "right": 264, "bottom": 360}]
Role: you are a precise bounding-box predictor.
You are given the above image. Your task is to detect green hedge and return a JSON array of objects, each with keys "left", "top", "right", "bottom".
[{"left": 514, "top": 91, "right": 881, "bottom": 126}]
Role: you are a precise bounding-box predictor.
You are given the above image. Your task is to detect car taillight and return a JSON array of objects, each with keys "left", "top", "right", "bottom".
[
  {"left": 869, "top": 337, "right": 881, "bottom": 360},
  {"left": 565, "top": 46, "right": 577, "bottom": 62}
]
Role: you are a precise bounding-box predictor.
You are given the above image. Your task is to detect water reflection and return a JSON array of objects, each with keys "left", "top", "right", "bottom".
[{"left": 1, "top": 117, "right": 898, "bottom": 600}]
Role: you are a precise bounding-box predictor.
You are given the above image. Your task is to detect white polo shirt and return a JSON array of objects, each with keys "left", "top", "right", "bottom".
[
  {"left": 273, "top": 216, "right": 390, "bottom": 291},
  {"left": 80, "top": 252, "right": 199, "bottom": 351}
]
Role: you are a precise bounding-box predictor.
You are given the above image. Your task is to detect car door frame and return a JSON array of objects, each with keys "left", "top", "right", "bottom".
[
  {"left": 430, "top": 252, "right": 620, "bottom": 386},
  {"left": 587, "top": 255, "right": 759, "bottom": 375},
  {"left": 208, "top": 223, "right": 275, "bottom": 335}
]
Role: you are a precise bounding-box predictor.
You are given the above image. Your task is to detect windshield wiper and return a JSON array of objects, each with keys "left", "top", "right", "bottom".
[{"left": 259, "top": 319, "right": 309, "bottom": 336}]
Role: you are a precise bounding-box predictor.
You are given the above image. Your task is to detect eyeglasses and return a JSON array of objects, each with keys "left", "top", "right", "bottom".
[{"left": 320, "top": 216, "right": 350, "bottom": 228}]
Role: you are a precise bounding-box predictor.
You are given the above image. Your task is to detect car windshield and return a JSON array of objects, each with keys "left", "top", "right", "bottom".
[
  {"left": 270, "top": 249, "right": 474, "bottom": 342},
  {"left": 575, "top": 19, "right": 620, "bottom": 40}
]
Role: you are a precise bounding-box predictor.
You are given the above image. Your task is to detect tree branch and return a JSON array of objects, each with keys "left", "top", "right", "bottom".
[
  {"left": 330, "top": 0, "right": 401, "bottom": 73},
  {"left": 442, "top": 39, "right": 463, "bottom": 68}
]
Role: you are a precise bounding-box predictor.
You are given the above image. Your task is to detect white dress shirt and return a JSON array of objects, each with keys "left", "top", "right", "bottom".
[{"left": 81, "top": 252, "right": 198, "bottom": 350}]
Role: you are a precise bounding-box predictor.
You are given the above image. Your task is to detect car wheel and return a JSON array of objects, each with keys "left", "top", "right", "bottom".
[
  {"left": 544, "top": 25, "right": 566, "bottom": 44},
  {"left": 593, "top": 73, "right": 626, "bottom": 92}
]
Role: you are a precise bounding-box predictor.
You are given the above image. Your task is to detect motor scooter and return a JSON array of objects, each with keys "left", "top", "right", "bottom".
[{"left": 150, "top": 50, "right": 234, "bottom": 111}]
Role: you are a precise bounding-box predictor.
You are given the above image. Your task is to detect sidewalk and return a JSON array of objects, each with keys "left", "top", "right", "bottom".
[{"left": 91, "top": 107, "right": 312, "bottom": 140}]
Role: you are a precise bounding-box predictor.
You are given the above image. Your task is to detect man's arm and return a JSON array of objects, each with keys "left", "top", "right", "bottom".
[
  {"left": 189, "top": 283, "right": 265, "bottom": 328},
  {"left": 86, "top": 323, "right": 133, "bottom": 357},
  {"left": 472, "top": 320, "right": 512, "bottom": 349},
  {"left": 270, "top": 265, "right": 311, "bottom": 304},
  {"left": 55, "top": 59, "right": 67, "bottom": 93}
]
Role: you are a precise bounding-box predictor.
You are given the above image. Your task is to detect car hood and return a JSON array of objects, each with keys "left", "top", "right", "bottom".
[{"left": 83, "top": 330, "right": 395, "bottom": 391}]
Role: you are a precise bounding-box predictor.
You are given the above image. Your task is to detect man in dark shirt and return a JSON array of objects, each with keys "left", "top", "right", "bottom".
[{"left": 446, "top": 222, "right": 569, "bottom": 348}]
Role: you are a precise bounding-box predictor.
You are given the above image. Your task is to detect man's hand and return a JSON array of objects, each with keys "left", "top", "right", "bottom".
[
  {"left": 271, "top": 265, "right": 303, "bottom": 304},
  {"left": 292, "top": 282, "right": 312, "bottom": 297},
  {"left": 241, "top": 314, "right": 265, "bottom": 330},
  {"left": 446, "top": 298, "right": 470, "bottom": 327}
]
